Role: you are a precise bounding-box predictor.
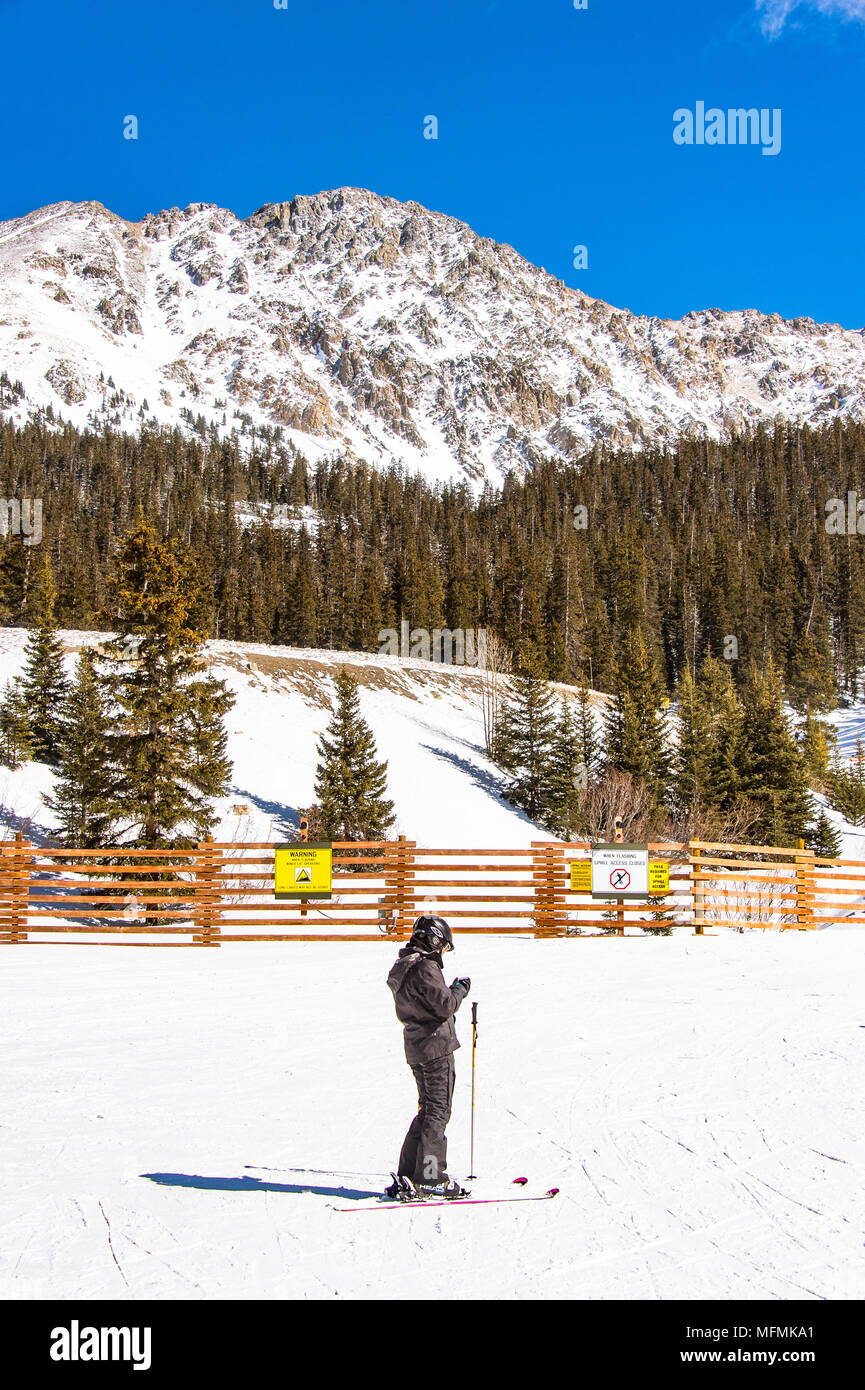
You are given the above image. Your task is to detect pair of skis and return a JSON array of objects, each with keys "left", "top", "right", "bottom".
[{"left": 335, "top": 1175, "right": 560, "bottom": 1213}]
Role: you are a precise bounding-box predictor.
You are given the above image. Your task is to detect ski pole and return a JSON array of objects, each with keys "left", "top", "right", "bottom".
[{"left": 468, "top": 1001, "right": 478, "bottom": 1180}]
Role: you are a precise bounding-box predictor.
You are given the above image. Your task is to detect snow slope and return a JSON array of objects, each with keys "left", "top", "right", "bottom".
[
  {"left": 0, "top": 627, "right": 560, "bottom": 848},
  {"left": 0, "top": 933, "right": 862, "bottom": 1300},
  {"left": 1, "top": 630, "right": 863, "bottom": 1299}
]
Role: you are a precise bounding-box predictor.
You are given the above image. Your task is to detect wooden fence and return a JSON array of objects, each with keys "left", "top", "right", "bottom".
[{"left": 0, "top": 835, "right": 860, "bottom": 945}]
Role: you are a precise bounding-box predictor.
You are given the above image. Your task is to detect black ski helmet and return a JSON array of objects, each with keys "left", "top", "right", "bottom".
[{"left": 410, "top": 915, "right": 454, "bottom": 954}]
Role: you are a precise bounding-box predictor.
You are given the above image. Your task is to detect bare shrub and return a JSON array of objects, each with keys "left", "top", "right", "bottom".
[
  {"left": 659, "top": 796, "right": 763, "bottom": 853},
  {"left": 478, "top": 630, "right": 512, "bottom": 756},
  {"left": 569, "top": 775, "right": 764, "bottom": 856},
  {"left": 575, "top": 770, "right": 656, "bottom": 843}
]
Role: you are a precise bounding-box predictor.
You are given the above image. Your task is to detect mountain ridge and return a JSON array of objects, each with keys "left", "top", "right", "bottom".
[{"left": 1, "top": 187, "right": 863, "bottom": 484}]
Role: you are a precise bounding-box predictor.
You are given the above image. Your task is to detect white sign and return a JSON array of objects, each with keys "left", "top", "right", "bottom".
[{"left": 591, "top": 843, "right": 649, "bottom": 899}]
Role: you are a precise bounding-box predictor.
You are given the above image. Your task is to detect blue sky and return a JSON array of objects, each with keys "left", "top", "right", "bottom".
[{"left": 1, "top": 0, "right": 864, "bottom": 326}]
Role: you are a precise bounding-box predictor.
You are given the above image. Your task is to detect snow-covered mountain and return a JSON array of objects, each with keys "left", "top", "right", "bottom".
[{"left": 1, "top": 188, "right": 864, "bottom": 483}]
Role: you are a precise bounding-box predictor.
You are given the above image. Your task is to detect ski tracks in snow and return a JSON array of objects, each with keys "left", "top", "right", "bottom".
[{"left": 1, "top": 938, "right": 863, "bottom": 1298}]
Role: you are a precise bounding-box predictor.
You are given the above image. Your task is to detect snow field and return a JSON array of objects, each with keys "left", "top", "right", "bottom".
[
  {"left": 1, "top": 931, "right": 863, "bottom": 1301},
  {"left": 0, "top": 628, "right": 545, "bottom": 852}
]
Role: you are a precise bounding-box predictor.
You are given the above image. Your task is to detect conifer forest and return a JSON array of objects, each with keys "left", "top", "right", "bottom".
[{"left": 2, "top": 410, "right": 865, "bottom": 849}]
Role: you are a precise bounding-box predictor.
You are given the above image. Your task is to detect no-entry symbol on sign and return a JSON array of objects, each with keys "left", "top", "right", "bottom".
[{"left": 591, "top": 844, "right": 649, "bottom": 899}]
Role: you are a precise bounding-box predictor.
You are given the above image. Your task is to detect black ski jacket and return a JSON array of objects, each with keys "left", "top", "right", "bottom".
[{"left": 386, "top": 946, "right": 468, "bottom": 1065}]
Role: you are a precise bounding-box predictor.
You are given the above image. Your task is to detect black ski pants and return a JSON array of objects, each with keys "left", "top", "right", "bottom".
[{"left": 398, "top": 1054, "right": 455, "bottom": 1185}]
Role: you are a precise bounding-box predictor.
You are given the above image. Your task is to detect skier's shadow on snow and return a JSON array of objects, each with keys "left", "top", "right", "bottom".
[{"left": 142, "top": 1172, "right": 375, "bottom": 1200}]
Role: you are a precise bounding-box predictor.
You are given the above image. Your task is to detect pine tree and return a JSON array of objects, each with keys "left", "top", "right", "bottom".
[
  {"left": 673, "top": 664, "right": 714, "bottom": 815},
  {"left": 786, "top": 626, "right": 837, "bottom": 714},
  {"left": 799, "top": 707, "right": 836, "bottom": 785},
  {"left": 290, "top": 527, "right": 319, "bottom": 646},
  {"left": 737, "top": 659, "right": 814, "bottom": 846},
  {"left": 604, "top": 628, "right": 671, "bottom": 806},
  {"left": 808, "top": 807, "right": 841, "bottom": 858},
  {"left": 98, "top": 513, "right": 235, "bottom": 847},
  {"left": 313, "top": 668, "right": 396, "bottom": 840},
  {"left": 46, "top": 649, "right": 116, "bottom": 846},
  {"left": 574, "top": 681, "right": 603, "bottom": 780},
  {"left": 699, "top": 656, "right": 746, "bottom": 814},
  {"left": 21, "top": 555, "right": 68, "bottom": 764},
  {"left": 352, "top": 550, "right": 385, "bottom": 651},
  {"left": 495, "top": 651, "right": 557, "bottom": 822},
  {"left": 825, "top": 741, "right": 865, "bottom": 826},
  {"left": 0, "top": 678, "right": 33, "bottom": 768},
  {"left": 545, "top": 705, "right": 587, "bottom": 838}
]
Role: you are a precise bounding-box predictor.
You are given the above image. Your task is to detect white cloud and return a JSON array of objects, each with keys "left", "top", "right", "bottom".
[{"left": 757, "top": 0, "right": 865, "bottom": 35}]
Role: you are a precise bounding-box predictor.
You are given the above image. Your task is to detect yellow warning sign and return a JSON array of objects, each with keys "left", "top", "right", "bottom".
[
  {"left": 648, "top": 861, "right": 670, "bottom": 894},
  {"left": 275, "top": 843, "right": 333, "bottom": 899},
  {"left": 570, "top": 860, "right": 592, "bottom": 893}
]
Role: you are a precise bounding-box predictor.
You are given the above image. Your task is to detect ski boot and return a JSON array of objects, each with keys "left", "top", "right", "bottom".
[
  {"left": 382, "top": 1173, "right": 416, "bottom": 1201},
  {"left": 413, "top": 1177, "right": 469, "bottom": 1200}
]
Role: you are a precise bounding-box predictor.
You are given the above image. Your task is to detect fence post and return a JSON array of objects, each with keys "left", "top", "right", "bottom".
[
  {"left": 0, "top": 840, "right": 19, "bottom": 942},
  {"left": 193, "top": 838, "right": 222, "bottom": 947},
  {"left": 5, "top": 834, "right": 30, "bottom": 944},
  {"left": 794, "top": 837, "right": 815, "bottom": 931},
  {"left": 691, "top": 842, "right": 704, "bottom": 935},
  {"left": 532, "top": 842, "right": 565, "bottom": 937},
  {"left": 385, "top": 836, "right": 416, "bottom": 939}
]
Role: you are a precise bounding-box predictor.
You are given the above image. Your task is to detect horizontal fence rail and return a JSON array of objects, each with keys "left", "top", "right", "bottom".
[{"left": 0, "top": 835, "right": 856, "bottom": 945}]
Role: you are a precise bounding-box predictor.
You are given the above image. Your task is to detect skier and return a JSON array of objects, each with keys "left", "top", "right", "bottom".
[{"left": 385, "top": 914, "right": 471, "bottom": 1199}]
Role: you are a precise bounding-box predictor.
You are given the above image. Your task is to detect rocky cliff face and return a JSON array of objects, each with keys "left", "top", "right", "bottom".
[{"left": 1, "top": 188, "right": 863, "bottom": 483}]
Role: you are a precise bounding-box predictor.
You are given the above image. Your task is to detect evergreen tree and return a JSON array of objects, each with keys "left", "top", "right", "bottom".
[
  {"left": 352, "top": 550, "right": 385, "bottom": 651},
  {"left": 495, "top": 651, "right": 557, "bottom": 822},
  {"left": 98, "top": 513, "right": 235, "bottom": 847},
  {"left": 825, "top": 741, "right": 865, "bottom": 826},
  {"left": 737, "top": 659, "right": 814, "bottom": 846},
  {"left": 21, "top": 555, "right": 68, "bottom": 764},
  {"left": 46, "top": 649, "right": 116, "bottom": 846},
  {"left": 786, "top": 627, "right": 837, "bottom": 713},
  {"left": 604, "top": 628, "right": 671, "bottom": 806},
  {"left": 808, "top": 807, "right": 841, "bottom": 858},
  {"left": 290, "top": 527, "right": 319, "bottom": 647},
  {"left": 0, "top": 678, "right": 33, "bottom": 768},
  {"left": 546, "top": 704, "right": 587, "bottom": 838},
  {"left": 574, "top": 681, "right": 603, "bottom": 780},
  {"left": 799, "top": 707, "right": 836, "bottom": 785},
  {"left": 313, "top": 668, "right": 396, "bottom": 840},
  {"left": 699, "top": 656, "right": 746, "bottom": 814},
  {"left": 673, "top": 664, "right": 714, "bottom": 815}
]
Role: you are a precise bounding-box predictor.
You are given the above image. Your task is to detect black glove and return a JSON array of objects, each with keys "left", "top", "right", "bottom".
[{"left": 451, "top": 977, "right": 471, "bottom": 995}]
